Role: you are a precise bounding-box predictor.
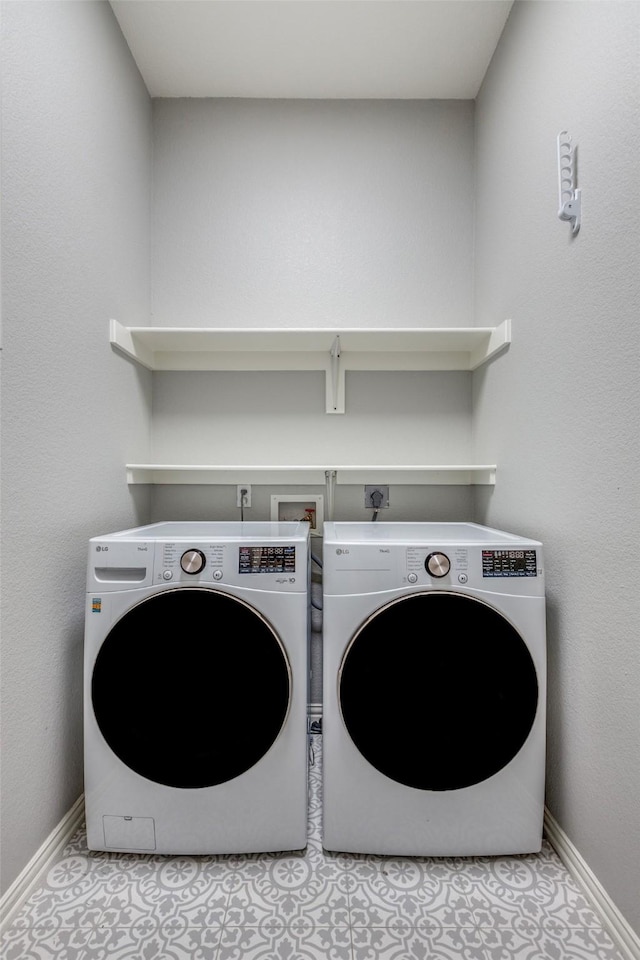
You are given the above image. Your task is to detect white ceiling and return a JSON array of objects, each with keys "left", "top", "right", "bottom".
[{"left": 110, "top": 1, "right": 514, "bottom": 100}]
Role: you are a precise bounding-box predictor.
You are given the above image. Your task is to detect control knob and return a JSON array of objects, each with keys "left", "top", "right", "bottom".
[
  {"left": 180, "top": 549, "right": 206, "bottom": 575},
  {"left": 425, "top": 551, "right": 450, "bottom": 578}
]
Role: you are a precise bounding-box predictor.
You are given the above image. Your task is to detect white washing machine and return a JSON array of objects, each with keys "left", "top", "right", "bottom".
[
  {"left": 322, "top": 522, "right": 546, "bottom": 857},
  {"left": 84, "top": 521, "right": 309, "bottom": 855}
]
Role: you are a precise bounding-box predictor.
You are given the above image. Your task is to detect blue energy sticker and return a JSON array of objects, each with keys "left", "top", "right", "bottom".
[{"left": 92, "top": 598, "right": 102, "bottom": 613}]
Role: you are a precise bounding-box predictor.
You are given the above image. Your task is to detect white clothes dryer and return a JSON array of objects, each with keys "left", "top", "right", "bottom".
[
  {"left": 322, "top": 522, "right": 546, "bottom": 857},
  {"left": 84, "top": 521, "right": 309, "bottom": 855}
]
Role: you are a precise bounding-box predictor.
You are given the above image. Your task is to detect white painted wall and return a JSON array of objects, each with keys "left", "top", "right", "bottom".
[
  {"left": 152, "top": 98, "right": 474, "bottom": 329},
  {"left": 473, "top": 1, "right": 640, "bottom": 934},
  {"left": 150, "top": 99, "right": 478, "bottom": 525},
  {"left": 150, "top": 370, "right": 473, "bottom": 472},
  {"left": 0, "top": 1, "right": 152, "bottom": 894}
]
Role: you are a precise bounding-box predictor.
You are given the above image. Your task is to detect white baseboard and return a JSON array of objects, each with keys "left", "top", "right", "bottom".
[
  {"left": 0, "top": 794, "right": 85, "bottom": 931},
  {"left": 544, "top": 807, "right": 640, "bottom": 960}
]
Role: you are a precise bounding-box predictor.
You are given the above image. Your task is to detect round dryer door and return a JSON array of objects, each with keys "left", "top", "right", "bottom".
[
  {"left": 92, "top": 589, "right": 291, "bottom": 788},
  {"left": 339, "top": 592, "right": 538, "bottom": 791}
]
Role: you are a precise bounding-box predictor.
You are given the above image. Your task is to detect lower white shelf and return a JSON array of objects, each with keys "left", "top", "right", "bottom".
[{"left": 125, "top": 464, "right": 497, "bottom": 485}]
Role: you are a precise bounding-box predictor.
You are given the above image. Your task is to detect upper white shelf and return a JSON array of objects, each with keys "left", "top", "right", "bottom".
[
  {"left": 110, "top": 319, "right": 511, "bottom": 414},
  {"left": 125, "top": 464, "right": 497, "bottom": 486}
]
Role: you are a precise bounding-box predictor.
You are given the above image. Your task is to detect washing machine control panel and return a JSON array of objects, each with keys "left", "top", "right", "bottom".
[
  {"left": 157, "top": 542, "right": 224, "bottom": 582},
  {"left": 153, "top": 541, "right": 304, "bottom": 590},
  {"left": 238, "top": 545, "right": 296, "bottom": 575}
]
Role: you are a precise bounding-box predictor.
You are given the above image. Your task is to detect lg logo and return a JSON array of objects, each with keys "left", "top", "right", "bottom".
[{"left": 95, "top": 546, "right": 109, "bottom": 552}]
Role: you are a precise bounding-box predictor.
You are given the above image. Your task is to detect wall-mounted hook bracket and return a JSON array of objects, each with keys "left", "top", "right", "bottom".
[
  {"left": 558, "top": 188, "right": 581, "bottom": 236},
  {"left": 557, "top": 131, "right": 581, "bottom": 236}
]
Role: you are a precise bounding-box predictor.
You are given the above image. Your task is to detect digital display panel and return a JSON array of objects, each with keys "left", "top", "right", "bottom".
[
  {"left": 239, "top": 545, "right": 296, "bottom": 574},
  {"left": 482, "top": 549, "right": 537, "bottom": 577}
]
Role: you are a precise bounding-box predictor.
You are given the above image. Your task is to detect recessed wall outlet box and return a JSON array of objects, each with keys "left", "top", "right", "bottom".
[
  {"left": 236, "top": 485, "right": 252, "bottom": 507},
  {"left": 271, "top": 495, "right": 324, "bottom": 533},
  {"left": 364, "top": 485, "right": 390, "bottom": 509}
]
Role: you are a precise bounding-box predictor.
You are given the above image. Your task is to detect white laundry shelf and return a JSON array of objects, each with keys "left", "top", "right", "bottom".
[
  {"left": 111, "top": 319, "right": 511, "bottom": 414},
  {"left": 125, "top": 464, "right": 497, "bottom": 486}
]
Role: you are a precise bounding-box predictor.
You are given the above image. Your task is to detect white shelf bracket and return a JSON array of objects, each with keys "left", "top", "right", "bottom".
[
  {"left": 328, "top": 335, "right": 345, "bottom": 414},
  {"left": 557, "top": 131, "right": 581, "bottom": 236},
  {"left": 109, "top": 319, "right": 154, "bottom": 368}
]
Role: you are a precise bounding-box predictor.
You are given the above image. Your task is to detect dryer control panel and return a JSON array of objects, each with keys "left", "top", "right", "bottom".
[
  {"left": 406, "top": 545, "right": 542, "bottom": 593},
  {"left": 323, "top": 543, "right": 542, "bottom": 596},
  {"left": 407, "top": 546, "right": 470, "bottom": 584},
  {"left": 481, "top": 549, "right": 538, "bottom": 577},
  {"left": 322, "top": 523, "right": 544, "bottom": 598}
]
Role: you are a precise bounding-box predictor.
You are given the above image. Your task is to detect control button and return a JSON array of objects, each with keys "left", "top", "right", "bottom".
[
  {"left": 180, "top": 549, "right": 206, "bottom": 575},
  {"left": 458, "top": 573, "right": 468, "bottom": 584},
  {"left": 162, "top": 570, "right": 173, "bottom": 581},
  {"left": 212, "top": 569, "right": 223, "bottom": 581},
  {"left": 407, "top": 572, "right": 418, "bottom": 584},
  {"left": 425, "top": 552, "right": 451, "bottom": 578}
]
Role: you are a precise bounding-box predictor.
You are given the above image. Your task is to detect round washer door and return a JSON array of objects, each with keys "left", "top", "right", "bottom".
[
  {"left": 92, "top": 589, "right": 291, "bottom": 788},
  {"left": 339, "top": 592, "right": 538, "bottom": 791}
]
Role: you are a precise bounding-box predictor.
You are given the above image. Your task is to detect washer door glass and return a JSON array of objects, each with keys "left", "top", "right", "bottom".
[
  {"left": 92, "top": 589, "right": 290, "bottom": 788},
  {"left": 339, "top": 592, "right": 539, "bottom": 791}
]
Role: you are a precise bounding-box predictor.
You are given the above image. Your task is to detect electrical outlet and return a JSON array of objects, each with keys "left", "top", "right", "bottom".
[
  {"left": 364, "top": 485, "right": 389, "bottom": 509},
  {"left": 236, "top": 485, "right": 252, "bottom": 508}
]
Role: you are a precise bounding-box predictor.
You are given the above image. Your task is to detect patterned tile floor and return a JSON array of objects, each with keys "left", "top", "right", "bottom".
[{"left": 1, "top": 737, "right": 625, "bottom": 960}]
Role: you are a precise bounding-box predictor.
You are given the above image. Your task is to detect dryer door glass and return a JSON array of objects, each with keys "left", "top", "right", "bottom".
[
  {"left": 92, "top": 589, "right": 290, "bottom": 788},
  {"left": 339, "top": 592, "right": 539, "bottom": 791}
]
